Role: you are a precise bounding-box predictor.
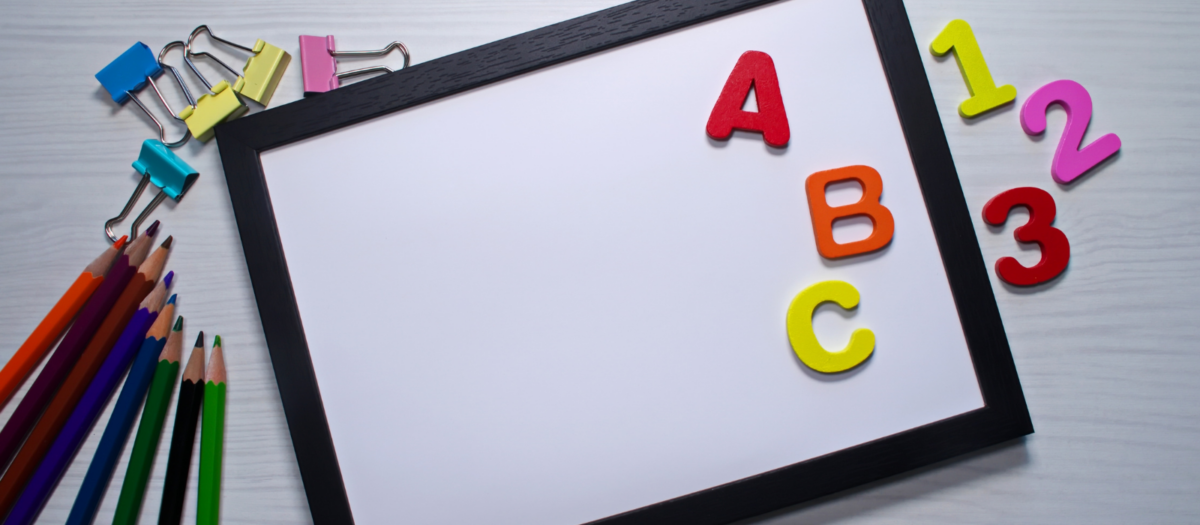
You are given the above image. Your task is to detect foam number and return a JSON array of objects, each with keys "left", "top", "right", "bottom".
[
  {"left": 786, "top": 281, "right": 874, "bottom": 373},
  {"left": 930, "top": 20, "right": 1017, "bottom": 118},
  {"left": 1021, "top": 80, "right": 1122, "bottom": 184},
  {"left": 805, "top": 165, "right": 895, "bottom": 259},
  {"left": 982, "top": 187, "right": 1070, "bottom": 286}
]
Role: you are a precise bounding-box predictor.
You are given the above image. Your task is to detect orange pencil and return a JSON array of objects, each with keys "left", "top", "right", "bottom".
[
  {"left": 0, "top": 237, "right": 127, "bottom": 408},
  {"left": 0, "top": 236, "right": 170, "bottom": 517}
]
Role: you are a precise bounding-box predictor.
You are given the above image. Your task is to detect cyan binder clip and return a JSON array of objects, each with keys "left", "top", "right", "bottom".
[
  {"left": 186, "top": 25, "right": 291, "bottom": 106},
  {"left": 102, "top": 42, "right": 201, "bottom": 243},
  {"left": 97, "top": 42, "right": 193, "bottom": 148},
  {"left": 176, "top": 38, "right": 249, "bottom": 143},
  {"left": 298, "top": 35, "right": 410, "bottom": 96},
  {"left": 104, "top": 140, "right": 199, "bottom": 243}
]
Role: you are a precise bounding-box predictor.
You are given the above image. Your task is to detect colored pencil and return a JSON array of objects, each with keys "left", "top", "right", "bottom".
[
  {"left": 197, "top": 336, "right": 225, "bottom": 525},
  {"left": 0, "top": 236, "right": 126, "bottom": 409},
  {"left": 0, "top": 221, "right": 157, "bottom": 473},
  {"left": 67, "top": 307, "right": 182, "bottom": 525},
  {"left": 110, "top": 316, "right": 183, "bottom": 525},
  {"left": 0, "top": 235, "right": 171, "bottom": 517},
  {"left": 157, "top": 333, "right": 204, "bottom": 525},
  {"left": 4, "top": 278, "right": 174, "bottom": 525}
]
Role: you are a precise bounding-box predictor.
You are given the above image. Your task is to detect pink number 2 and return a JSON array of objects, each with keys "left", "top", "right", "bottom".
[{"left": 1020, "top": 80, "right": 1121, "bottom": 184}]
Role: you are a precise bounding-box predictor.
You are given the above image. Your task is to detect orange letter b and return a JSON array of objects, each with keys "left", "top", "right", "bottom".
[{"left": 805, "top": 165, "right": 895, "bottom": 259}]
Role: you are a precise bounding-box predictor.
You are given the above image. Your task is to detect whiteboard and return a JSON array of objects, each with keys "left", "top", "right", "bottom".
[{"left": 255, "top": 0, "right": 986, "bottom": 522}]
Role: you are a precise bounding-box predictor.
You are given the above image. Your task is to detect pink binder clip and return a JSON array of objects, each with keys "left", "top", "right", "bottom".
[{"left": 299, "top": 35, "right": 410, "bottom": 96}]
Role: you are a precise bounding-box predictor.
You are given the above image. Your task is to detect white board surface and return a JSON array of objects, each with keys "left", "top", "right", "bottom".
[{"left": 259, "top": 0, "right": 983, "bottom": 522}]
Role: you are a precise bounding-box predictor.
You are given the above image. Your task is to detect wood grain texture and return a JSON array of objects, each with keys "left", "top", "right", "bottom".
[{"left": 0, "top": 0, "right": 1195, "bottom": 524}]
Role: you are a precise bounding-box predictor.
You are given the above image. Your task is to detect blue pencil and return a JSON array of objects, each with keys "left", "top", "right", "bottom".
[
  {"left": 65, "top": 298, "right": 178, "bottom": 525},
  {"left": 2, "top": 275, "right": 173, "bottom": 525}
]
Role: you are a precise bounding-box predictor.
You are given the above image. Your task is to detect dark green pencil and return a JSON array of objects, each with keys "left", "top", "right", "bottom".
[{"left": 111, "top": 316, "right": 183, "bottom": 525}]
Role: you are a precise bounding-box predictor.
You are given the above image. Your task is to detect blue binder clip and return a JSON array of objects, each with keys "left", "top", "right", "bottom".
[
  {"left": 95, "top": 42, "right": 162, "bottom": 104},
  {"left": 97, "top": 42, "right": 195, "bottom": 148},
  {"left": 104, "top": 140, "right": 199, "bottom": 243}
]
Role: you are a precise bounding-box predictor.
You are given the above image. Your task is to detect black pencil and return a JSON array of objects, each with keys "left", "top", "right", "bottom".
[{"left": 157, "top": 332, "right": 205, "bottom": 525}]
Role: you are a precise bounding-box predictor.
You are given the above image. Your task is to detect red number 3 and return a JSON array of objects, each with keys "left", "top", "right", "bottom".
[{"left": 982, "top": 187, "right": 1070, "bottom": 286}]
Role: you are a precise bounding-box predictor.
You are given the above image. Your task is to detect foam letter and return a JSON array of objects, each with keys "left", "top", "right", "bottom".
[
  {"left": 705, "top": 51, "right": 790, "bottom": 147},
  {"left": 805, "top": 165, "right": 895, "bottom": 259},
  {"left": 786, "top": 280, "right": 874, "bottom": 374}
]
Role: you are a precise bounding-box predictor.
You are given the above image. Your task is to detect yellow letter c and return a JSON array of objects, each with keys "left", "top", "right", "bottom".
[{"left": 786, "top": 280, "right": 874, "bottom": 373}]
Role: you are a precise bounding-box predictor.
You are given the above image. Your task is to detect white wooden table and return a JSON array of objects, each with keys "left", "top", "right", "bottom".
[{"left": 0, "top": 0, "right": 1195, "bottom": 523}]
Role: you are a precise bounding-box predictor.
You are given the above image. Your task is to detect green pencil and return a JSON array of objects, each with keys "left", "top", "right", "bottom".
[
  {"left": 111, "top": 316, "right": 183, "bottom": 525},
  {"left": 197, "top": 335, "right": 226, "bottom": 525}
]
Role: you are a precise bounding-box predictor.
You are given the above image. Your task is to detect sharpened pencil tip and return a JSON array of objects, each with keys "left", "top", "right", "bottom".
[
  {"left": 113, "top": 235, "right": 129, "bottom": 250},
  {"left": 214, "top": 335, "right": 222, "bottom": 347},
  {"left": 173, "top": 316, "right": 184, "bottom": 331},
  {"left": 167, "top": 293, "right": 177, "bottom": 305},
  {"left": 160, "top": 236, "right": 173, "bottom": 249},
  {"left": 195, "top": 331, "right": 205, "bottom": 348},
  {"left": 145, "top": 220, "right": 161, "bottom": 237},
  {"left": 164, "top": 271, "right": 174, "bottom": 288}
]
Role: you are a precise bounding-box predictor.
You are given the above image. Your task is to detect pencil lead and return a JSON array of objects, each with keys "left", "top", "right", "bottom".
[
  {"left": 160, "top": 236, "right": 173, "bottom": 249},
  {"left": 167, "top": 293, "right": 177, "bottom": 305},
  {"left": 194, "top": 331, "right": 205, "bottom": 348},
  {"left": 113, "top": 235, "right": 128, "bottom": 250},
  {"left": 214, "top": 335, "right": 222, "bottom": 347},
  {"left": 163, "top": 271, "right": 175, "bottom": 288},
  {"left": 145, "top": 220, "right": 161, "bottom": 237},
  {"left": 173, "top": 316, "right": 184, "bottom": 331}
]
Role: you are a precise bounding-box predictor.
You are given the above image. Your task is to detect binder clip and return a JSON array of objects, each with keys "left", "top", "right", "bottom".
[
  {"left": 102, "top": 42, "right": 201, "bottom": 243},
  {"left": 298, "top": 35, "right": 410, "bottom": 96},
  {"left": 179, "top": 37, "right": 250, "bottom": 142},
  {"left": 96, "top": 42, "right": 162, "bottom": 104},
  {"left": 96, "top": 42, "right": 191, "bottom": 148},
  {"left": 104, "top": 140, "right": 199, "bottom": 243},
  {"left": 185, "top": 25, "right": 291, "bottom": 106}
]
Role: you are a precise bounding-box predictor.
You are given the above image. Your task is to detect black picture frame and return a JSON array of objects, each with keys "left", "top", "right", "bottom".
[{"left": 215, "top": 0, "right": 1032, "bottom": 522}]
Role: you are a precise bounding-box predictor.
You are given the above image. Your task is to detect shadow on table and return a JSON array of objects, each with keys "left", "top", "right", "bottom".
[{"left": 734, "top": 437, "right": 1030, "bottom": 524}]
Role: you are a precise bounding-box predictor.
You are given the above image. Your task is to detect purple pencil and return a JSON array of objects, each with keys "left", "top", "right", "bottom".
[
  {"left": 3, "top": 275, "right": 173, "bottom": 525},
  {"left": 0, "top": 222, "right": 159, "bottom": 472}
]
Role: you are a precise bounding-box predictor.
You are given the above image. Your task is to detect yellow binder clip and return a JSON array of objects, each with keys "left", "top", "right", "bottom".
[
  {"left": 175, "top": 39, "right": 249, "bottom": 142},
  {"left": 187, "top": 25, "right": 291, "bottom": 107},
  {"left": 176, "top": 81, "right": 246, "bottom": 142}
]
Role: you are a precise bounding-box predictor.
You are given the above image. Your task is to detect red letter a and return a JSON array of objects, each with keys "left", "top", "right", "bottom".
[{"left": 705, "top": 51, "right": 790, "bottom": 148}]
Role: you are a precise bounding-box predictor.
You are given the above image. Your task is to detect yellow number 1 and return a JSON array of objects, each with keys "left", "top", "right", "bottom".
[{"left": 930, "top": 19, "right": 1016, "bottom": 118}]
